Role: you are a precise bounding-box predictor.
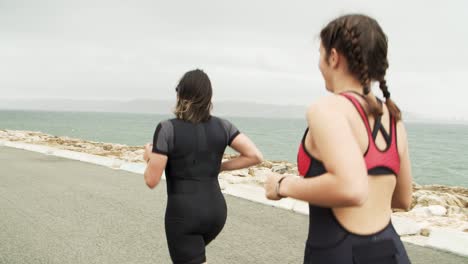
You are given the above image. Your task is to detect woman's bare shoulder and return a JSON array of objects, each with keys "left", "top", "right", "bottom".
[{"left": 306, "top": 94, "right": 354, "bottom": 120}]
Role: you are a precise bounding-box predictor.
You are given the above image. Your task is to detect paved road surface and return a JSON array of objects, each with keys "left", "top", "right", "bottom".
[{"left": 0, "top": 147, "right": 466, "bottom": 263}]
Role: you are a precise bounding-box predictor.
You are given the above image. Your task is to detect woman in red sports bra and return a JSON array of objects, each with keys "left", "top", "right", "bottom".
[{"left": 265, "top": 14, "right": 413, "bottom": 264}]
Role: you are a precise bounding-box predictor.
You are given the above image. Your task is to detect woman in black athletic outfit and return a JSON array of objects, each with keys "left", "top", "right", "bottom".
[
  {"left": 143, "top": 69, "right": 263, "bottom": 264},
  {"left": 265, "top": 14, "right": 413, "bottom": 263}
]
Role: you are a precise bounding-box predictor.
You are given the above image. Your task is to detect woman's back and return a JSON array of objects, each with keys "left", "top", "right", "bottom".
[
  {"left": 265, "top": 13, "right": 412, "bottom": 264},
  {"left": 161, "top": 116, "right": 238, "bottom": 184},
  {"left": 325, "top": 94, "right": 410, "bottom": 234},
  {"left": 144, "top": 69, "right": 263, "bottom": 263}
]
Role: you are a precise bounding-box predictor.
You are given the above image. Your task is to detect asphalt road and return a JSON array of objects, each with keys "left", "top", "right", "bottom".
[{"left": 0, "top": 146, "right": 466, "bottom": 263}]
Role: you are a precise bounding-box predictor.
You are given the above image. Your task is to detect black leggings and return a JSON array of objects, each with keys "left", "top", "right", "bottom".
[
  {"left": 303, "top": 223, "right": 411, "bottom": 264},
  {"left": 165, "top": 181, "right": 227, "bottom": 264}
]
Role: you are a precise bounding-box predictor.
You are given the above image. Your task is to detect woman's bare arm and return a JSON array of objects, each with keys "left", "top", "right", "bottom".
[
  {"left": 270, "top": 96, "right": 368, "bottom": 207},
  {"left": 143, "top": 144, "right": 168, "bottom": 189},
  {"left": 221, "top": 134, "right": 263, "bottom": 171},
  {"left": 391, "top": 122, "right": 413, "bottom": 210}
]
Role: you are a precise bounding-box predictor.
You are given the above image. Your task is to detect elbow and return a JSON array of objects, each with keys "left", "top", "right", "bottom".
[
  {"left": 393, "top": 196, "right": 413, "bottom": 211},
  {"left": 343, "top": 190, "right": 368, "bottom": 207},
  {"left": 244, "top": 150, "right": 263, "bottom": 165},
  {"left": 144, "top": 174, "right": 161, "bottom": 189},
  {"left": 254, "top": 151, "right": 264, "bottom": 165},
  {"left": 401, "top": 200, "right": 412, "bottom": 211},
  {"left": 145, "top": 179, "right": 160, "bottom": 189},
  {"left": 341, "top": 182, "right": 368, "bottom": 207}
]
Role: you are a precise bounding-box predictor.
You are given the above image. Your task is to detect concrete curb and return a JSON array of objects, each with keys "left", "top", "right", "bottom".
[
  {"left": 2, "top": 140, "right": 467, "bottom": 257},
  {"left": 427, "top": 228, "right": 468, "bottom": 257}
]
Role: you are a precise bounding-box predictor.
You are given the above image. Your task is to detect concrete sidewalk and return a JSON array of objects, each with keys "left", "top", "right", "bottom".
[{"left": 0, "top": 146, "right": 466, "bottom": 263}]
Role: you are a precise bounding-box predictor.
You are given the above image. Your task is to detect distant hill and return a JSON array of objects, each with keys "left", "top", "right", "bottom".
[
  {"left": 1, "top": 98, "right": 464, "bottom": 123},
  {"left": 0, "top": 99, "right": 307, "bottom": 118}
]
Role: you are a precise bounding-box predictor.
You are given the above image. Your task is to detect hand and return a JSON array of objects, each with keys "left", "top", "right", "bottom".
[
  {"left": 143, "top": 143, "right": 153, "bottom": 162},
  {"left": 264, "top": 173, "right": 284, "bottom": 200}
]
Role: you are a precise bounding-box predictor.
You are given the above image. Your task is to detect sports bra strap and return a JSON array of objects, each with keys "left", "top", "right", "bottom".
[{"left": 340, "top": 93, "right": 372, "bottom": 135}]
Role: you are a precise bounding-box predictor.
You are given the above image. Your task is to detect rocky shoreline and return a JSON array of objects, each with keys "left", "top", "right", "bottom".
[{"left": 1, "top": 129, "right": 467, "bottom": 237}]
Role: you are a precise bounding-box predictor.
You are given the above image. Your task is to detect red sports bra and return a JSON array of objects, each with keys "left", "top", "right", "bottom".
[{"left": 297, "top": 93, "right": 400, "bottom": 177}]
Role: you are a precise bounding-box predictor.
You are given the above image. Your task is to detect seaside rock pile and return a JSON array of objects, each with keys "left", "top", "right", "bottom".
[
  {"left": 0, "top": 129, "right": 144, "bottom": 162},
  {"left": 392, "top": 183, "right": 468, "bottom": 236},
  {"left": 1, "top": 129, "right": 467, "bottom": 235},
  {"left": 219, "top": 154, "right": 468, "bottom": 235}
]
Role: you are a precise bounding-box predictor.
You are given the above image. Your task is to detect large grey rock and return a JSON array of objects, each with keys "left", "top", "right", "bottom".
[
  {"left": 230, "top": 169, "right": 250, "bottom": 177},
  {"left": 391, "top": 215, "right": 421, "bottom": 236},
  {"left": 411, "top": 205, "right": 448, "bottom": 217},
  {"left": 427, "top": 205, "right": 447, "bottom": 216},
  {"left": 410, "top": 206, "right": 431, "bottom": 217},
  {"left": 272, "top": 165, "right": 288, "bottom": 174}
]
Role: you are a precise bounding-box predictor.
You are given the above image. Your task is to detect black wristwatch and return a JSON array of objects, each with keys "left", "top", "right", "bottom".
[{"left": 276, "top": 176, "right": 288, "bottom": 198}]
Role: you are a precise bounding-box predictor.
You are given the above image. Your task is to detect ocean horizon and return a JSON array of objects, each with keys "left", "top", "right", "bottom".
[{"left": 1, "top": 109, "right": 467, "bottom": 188}]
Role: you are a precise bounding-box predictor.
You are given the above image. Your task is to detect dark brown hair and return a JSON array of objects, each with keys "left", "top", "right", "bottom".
[
  {"left": 320, "top": 14, "right": 401, "bottom": 121},
  {"left": 174, "top": 69, "right": 213, "bottom": 123}
]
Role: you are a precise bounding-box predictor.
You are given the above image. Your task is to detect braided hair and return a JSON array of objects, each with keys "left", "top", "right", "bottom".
[{"left": 320, "top": 14, "right": 401, "bottom": 121}]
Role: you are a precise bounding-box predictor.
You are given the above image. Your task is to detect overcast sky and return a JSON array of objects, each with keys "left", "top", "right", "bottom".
[{"left": 1, "top": 0, "right": 467, "bottom": 119}]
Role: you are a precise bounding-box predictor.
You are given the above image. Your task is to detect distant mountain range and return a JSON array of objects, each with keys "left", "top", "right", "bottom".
[
  {"left": 0, "top": 98, "right": 466, "bottom": 123},
  {"left": 0, "top": 99, "right": 307, "bottom": 119}
]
